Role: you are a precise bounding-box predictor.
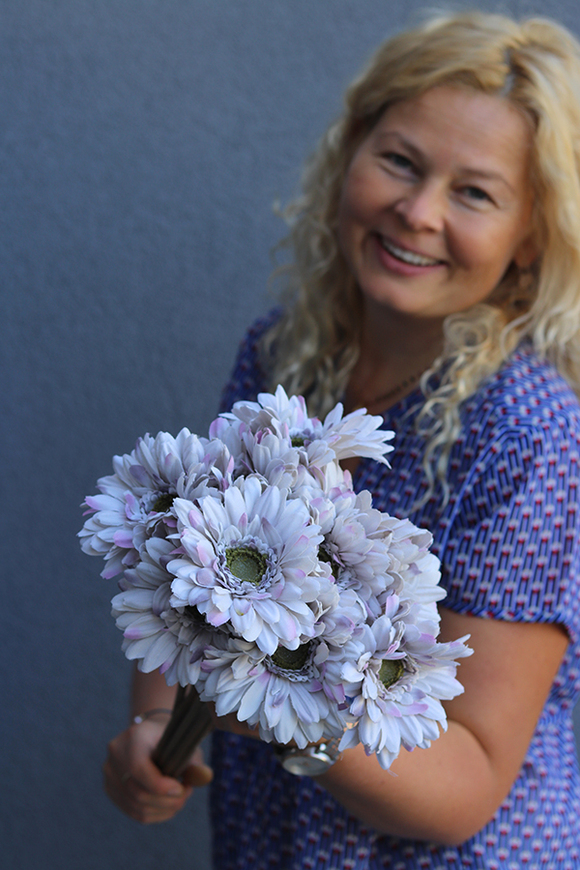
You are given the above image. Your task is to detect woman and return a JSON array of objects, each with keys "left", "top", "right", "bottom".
[{"left": 105, "top": 11, "right": 580, "bottom": 869}]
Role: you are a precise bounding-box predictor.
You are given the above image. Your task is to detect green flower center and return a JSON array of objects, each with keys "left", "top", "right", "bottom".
[
  {"left": 271, "top": 643, "right": 310, "bottom": 670},
  {"left": 152, "top": 492, "right": 175, "bottom": 513},
  {"left": 379, "top": 658, "right": 404, "bottom": 689},
  {"left": 225, "top": 546, "right": 268, "bottom": 585},
  {"left": 291, "top": 436, "right": 305, "bottom": 447}
]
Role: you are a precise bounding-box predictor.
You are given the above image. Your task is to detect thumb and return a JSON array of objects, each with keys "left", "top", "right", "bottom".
[{"left": 181, "top": 747, "right": 214, "bottom": 788}]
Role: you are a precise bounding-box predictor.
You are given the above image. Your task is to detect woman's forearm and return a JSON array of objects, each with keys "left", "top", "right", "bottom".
[
  {"left": 130, "top": 666, "right": 178, "bottom": 722},
  {"left": 316, "top": 721, "right": 497, "bottom": 845}
]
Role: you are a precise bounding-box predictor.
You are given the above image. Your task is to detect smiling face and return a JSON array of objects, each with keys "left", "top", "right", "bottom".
[{"left": 337, "top": 85, "right": 537, "bottom": 324}]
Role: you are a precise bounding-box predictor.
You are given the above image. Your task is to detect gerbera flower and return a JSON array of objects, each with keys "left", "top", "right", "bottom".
[
  {"left": 167, "top": 476, "right": 333, "bottom": 655},
  {"left": 370, "top": 515, "right": 446, "bottom": 622},
  {"left": 339, "top": 596, "right": 472, "bottom": 769},
  {"left": 197, "top": 635, "right": 349, "bottom": 747},
  {"left": 210, "top": 415, "right": 322, "bottom": 491},
  {"left": 111, "top": 537, "right": 225, "bottom": 686},
  {"left": 214, "top": 385, "right": 395, "bottom": 472},
  {"left": 79, "top": 429, "right": 232, "bottom": 578}
]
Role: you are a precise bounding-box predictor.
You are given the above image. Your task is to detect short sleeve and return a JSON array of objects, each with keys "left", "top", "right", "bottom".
[
  {"left": 218, "top": 309, "right": 282, "bottom": 413},
  {"left": 439, "top": 421, "right": 580, "bottom": 643}
]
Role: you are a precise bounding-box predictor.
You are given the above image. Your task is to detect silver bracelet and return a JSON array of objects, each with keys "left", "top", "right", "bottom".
[{"left": 132, "top": 708, "right": 172, "bottom": 725}]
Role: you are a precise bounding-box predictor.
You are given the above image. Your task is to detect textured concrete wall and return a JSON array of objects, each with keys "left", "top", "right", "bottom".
[{"left": 3, "top": 2, "right": 580, "bottom": 868}]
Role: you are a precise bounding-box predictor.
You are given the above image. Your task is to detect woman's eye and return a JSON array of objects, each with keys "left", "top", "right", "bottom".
[
  {"left": 462, "top": 185, "right": 492, "bottom": 203},
  {"left": 384, "top": 152, "right": 414, "bottom": 171}
]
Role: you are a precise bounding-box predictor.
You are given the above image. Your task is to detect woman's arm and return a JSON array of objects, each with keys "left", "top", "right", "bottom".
[
  {"left": 103, "top": 667, "right": 213, "bottom": 824},
  {"left": 315, "top": 608, "right": 568, "bottom": 844}
]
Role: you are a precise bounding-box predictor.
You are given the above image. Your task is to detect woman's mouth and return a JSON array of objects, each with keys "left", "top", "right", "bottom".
[{"left": 378, "top": 236, "right": 443, "bottom": 267}]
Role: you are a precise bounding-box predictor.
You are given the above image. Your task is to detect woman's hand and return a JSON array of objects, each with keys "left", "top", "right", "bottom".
[{"left": 103, "top": 714, "right": 213, "bottom": 824}]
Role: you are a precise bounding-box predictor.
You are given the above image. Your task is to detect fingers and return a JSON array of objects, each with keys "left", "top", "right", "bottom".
[
  {"left": 103, "top": 721, "right": 211, "bottom": 824},
  {"left": 103, "top": 754, "right": 192, "bottom": 825}
]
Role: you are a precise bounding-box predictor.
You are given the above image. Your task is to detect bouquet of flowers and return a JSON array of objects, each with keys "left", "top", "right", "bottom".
[{"left": 79, "top": 387, "right": 471, "bottom": 777}]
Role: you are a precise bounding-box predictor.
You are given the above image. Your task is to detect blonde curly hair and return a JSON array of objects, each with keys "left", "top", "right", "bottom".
[{"left": 263, "top": 10, "right": 580, "bottom": 491}]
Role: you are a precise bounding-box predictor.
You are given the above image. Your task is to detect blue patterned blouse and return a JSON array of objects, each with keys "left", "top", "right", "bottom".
[{"left": 210, "top": 311, "right": 580, "bottom": 870}]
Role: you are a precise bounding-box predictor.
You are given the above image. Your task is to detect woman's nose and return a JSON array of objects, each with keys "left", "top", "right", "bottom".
[{"left": 393, "top": 182, "right": 446, "bottom": 232}]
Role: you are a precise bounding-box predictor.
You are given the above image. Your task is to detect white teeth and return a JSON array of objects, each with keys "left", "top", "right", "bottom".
[{"left": 380, "top": 238, "right": 440, "bottom": 267}]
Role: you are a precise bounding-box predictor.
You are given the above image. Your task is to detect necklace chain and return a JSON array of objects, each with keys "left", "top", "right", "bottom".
[{"left": 353, "top": 368, "right": 425, "bottom": 411}]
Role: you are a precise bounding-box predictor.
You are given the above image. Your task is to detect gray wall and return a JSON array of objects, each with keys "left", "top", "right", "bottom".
[{"left": 3, "top": 2, "right": 580, "bottom": 868}]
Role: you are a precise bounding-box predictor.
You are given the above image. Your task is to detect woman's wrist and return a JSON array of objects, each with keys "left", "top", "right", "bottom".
[{"left": 131, "top": 707, "right": 172, "bottom": 726}]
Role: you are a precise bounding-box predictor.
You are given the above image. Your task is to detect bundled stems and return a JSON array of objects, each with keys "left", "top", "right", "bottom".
[{"left": 152, "top": 686, "right": 213, "bottom": 779}]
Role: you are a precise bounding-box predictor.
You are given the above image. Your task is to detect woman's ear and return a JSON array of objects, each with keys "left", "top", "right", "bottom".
[{"left": 513, "top": 232, "right": 539, "bottom": 270}]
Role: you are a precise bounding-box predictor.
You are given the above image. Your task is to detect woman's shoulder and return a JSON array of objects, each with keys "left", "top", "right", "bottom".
[
  {"left": 230, "top": 306, "right": 284, "bottom": 362},
  {"left": 242, "top": 306, "right": 284, "bottom": 345},
  {"left": 440, "top": 344, "right": 580, "bottom": 502},
  {"left": 461, "top": 342, "right": 580, "bottom": 440},
  {"left": 438, "top": 346, "right": 580, "bottom": 635}
]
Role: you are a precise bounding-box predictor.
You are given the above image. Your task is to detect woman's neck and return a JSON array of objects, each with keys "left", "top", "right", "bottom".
[
  {"left": 345, "top": 303, "right": 444, "bottom": 413},
  {"left": 362, "top": 300, "right": 444, "bottom": 364}
]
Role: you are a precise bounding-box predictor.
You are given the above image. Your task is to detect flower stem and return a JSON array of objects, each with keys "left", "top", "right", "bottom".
[{"left": 151, "top": 686, "right": 213, "bottom": 779}]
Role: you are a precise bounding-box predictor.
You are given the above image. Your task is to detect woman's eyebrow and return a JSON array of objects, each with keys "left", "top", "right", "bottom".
[
  {"left": 455, "top": 167, "right": 516, "bottom": 194},
  {"left": 372, "top": 130, "right": 421, "bottom": 158}
]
